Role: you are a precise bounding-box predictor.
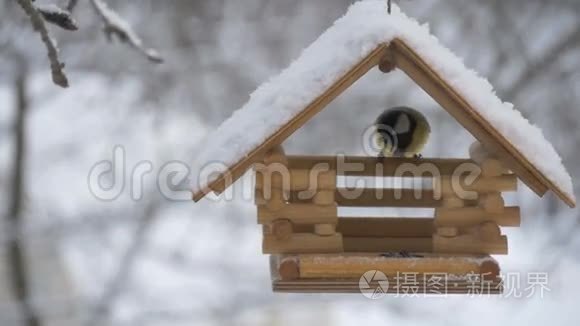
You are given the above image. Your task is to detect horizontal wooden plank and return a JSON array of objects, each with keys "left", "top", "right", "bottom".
[
  {"left": 335, "top": 188, "right": 440, "bottom": 207},
  {"left": 343, "top": 237, "right": 433, "bottom": 252},
  {"left": 260, "top": 184, "right": 502, "bottom": 210},
  {"left": 337, "top": 217, "right": 434, "bottom": 238},
  {"left": 433, "top": 234, "right": 508, "bottom": 255},
  {"left": 284, "top": 188, "right": 478, "bottom": 207},
  {"left": 276, "top": 253, "right": 499, "bottom": 280},
  {"left": 263, "top": 233, "right": 343, "bottom": 254},
  {"left": 254, "top": 168, "right": 336, "bottom": 191},
  {"left": 436, "top": 175, "right": 518, "bottom": 196},
  {"left": 292, "top": 217, "right": 434, "bottom": 238},
  {"left": 287, "top": 155, "right": 477, "bottom": 177},
  {"left": 435, "top": 206, "right": 520, "bottom": 227},
  {"left": 273, "top": 281, "right": 503, "bottom": 294},
  {"left": 257, "top": 204, "right": 338, "bottom": 224}
]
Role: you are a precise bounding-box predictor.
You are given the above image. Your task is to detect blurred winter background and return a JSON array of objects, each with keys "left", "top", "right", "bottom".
[{"left": 1, "top": 0, "right": 579, "bottom": 325}]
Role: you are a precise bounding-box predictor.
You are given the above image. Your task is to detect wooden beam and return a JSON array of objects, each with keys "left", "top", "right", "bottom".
[
  {"left": 435, "top": 206, "right": 520, "bottom": 227},
  {"left": 193, "top": 44, "right": 390, "bottom": 201},
  {"left": 255, "top": 169, "right": 337, "bottom": 191},
  {"left": 273, "top": 280, "right": 503, "bottom": 294},
  {"left": 262, "top": 233, "right": 343, "bottom": 254},
  {"left": 435, "top": 175, "right": 518, "bottom": 196},
  {"left": 433, "top": 234, "right": 508, "bottom": 255},
  {"left": 342, "top": 237, "right": 433, "bottom": 252},
  {"left": 336, "top": 217, "right": 434, "bottom": 238},
  {"left": 257, "top": 204, "right": 338, "bottom": 225},
  {"left": 281, "top": 188, "right": 479, "bottom": 207},
  {"left": 287, "top": 155, "right": 476, "bottom": 177},
  {"left": 278, "top": 253, "right": 501, "bottom": 280}
]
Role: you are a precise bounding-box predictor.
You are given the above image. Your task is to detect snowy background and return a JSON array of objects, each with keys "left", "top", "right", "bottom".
[{"left": 1, "top": 0, "right": 579, "bottom": 325}]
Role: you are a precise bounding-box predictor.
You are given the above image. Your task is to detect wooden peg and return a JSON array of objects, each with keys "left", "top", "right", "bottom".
[
  {"left": 378, "top": 54, "right": 396, "bottom": 73},
  {"left": 314, "top": 224, "right": 336, "bottom": 236},
  {"left": 278, "top": 258, "right": 300, "bottom": 281},
  {"left": 478, "top": 221, "right": 502, "bottom": 241},
  {"left": 272, "top": 219, "right": 293, "bottom": 241},
  {"left": 479, "top": 193, "right": 504, "bottom": 213}
]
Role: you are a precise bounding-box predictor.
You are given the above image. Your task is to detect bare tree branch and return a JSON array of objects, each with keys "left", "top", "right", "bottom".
[
  {"left": 36, "top": 4, "right": 78, "bottom": 31},
  {"left": 7, "top": 66, "right": 42, "bottom": 326},
  {"left": 15, "top": 0, "right": 69, "bottom": 87},
  {"left": 89, "top": 0, "right": 163, "bottom": 63}
]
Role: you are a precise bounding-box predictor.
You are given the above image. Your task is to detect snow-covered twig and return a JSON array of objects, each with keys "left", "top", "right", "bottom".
[
  {"left": 15, "top": 0, "right": 69, "bottom": 87},
  {"left": 35, "top": 4, "right": 78, "bottom": 31},
  {"left": 89, "top": 0, "right": 163, "bottom": 63}
]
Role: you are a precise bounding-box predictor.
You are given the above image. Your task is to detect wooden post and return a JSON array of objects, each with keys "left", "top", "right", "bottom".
[
  {"left": 311, "top": 171, "right": 337, "bottom": 237},
  {"left": 261, "top": 145, "right": 289, "bottom": 211}
]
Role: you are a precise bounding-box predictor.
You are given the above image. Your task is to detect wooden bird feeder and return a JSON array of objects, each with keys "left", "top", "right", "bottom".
[{"left": 191, "top": 3, "right": 575, "bottom": 295}]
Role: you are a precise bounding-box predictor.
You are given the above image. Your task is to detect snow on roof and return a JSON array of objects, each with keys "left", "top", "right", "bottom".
[{"left": 191, "top": 0, "right": 574, "bottom": 203}]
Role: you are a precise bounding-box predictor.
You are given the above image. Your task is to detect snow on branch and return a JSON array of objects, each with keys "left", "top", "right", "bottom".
[
  {"left": 35, "top": 4, "right": 79, "bottom": 31},
  {"left": 16, "top": 0, "right": 69, "bottom": 88},
  {"left": 90, "top": 0, "right": 163, "bottom": 63}
]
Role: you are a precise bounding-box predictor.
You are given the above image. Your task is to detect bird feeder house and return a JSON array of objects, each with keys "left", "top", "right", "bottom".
[{"left": 191, "top": 2, "right": 575, "bottom": 295}]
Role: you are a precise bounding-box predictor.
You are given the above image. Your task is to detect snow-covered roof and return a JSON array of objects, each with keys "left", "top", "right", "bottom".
[{"left": 191, "top": 0, "right": 575, "bottom": 207}]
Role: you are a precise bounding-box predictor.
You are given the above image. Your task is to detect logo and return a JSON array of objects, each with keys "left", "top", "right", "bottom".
[{"left": 359, "top": 270, "right": 389, "bottom": 299}]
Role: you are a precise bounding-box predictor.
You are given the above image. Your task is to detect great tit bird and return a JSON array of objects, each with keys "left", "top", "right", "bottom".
[{"left": 375, "top": 106, "right": 430, "bottom": 159}]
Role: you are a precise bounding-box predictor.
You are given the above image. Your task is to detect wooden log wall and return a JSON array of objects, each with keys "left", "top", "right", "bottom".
[
  {"left": 257, "top": 142, "right": 520, "bottom": 256},
  {"left": 257, "top": 145, "right": 342, "bottom": 254},
  {"left": 432, "top": 141, "right": 517, "bottom": 255}
]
